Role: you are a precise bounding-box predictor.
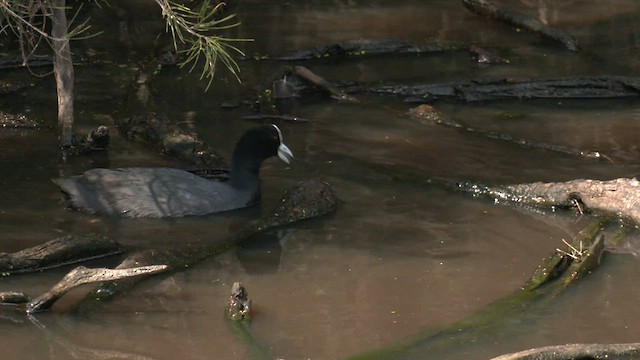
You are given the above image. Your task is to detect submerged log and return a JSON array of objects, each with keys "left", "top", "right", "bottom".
[
  {"left": 406, "top": 104, "right": 608, "bottom": 161},
  {"left": 455, "top": 177, "right": 640, "bottom": 225},
  {"left": 366, "top": 76, "right": 640, "bottom": 101},
  {"left": 26, "top": 265, "right": 167, "bottom": 313},
  {"left": 0, "top": 234, "right": 123, "bottom": 275},
  {"left": 492, "top": 342, "right": 640, "bottom": 360},
  {"left": 462, "top": 0, "right": 579, "bottom": 51},
  {"left": 79, "top": 179, "right": 338, "bottom": 306},
  {"left": 349, "top": 221, "right": 606, "bottom": 360},
  {"left": 275, "top": 39, "right": 465, "bottom": 61}
]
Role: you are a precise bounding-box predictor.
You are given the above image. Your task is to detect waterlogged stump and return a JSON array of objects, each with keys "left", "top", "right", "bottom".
[{"left": 457, "top": 178, "right": 640, "bottom": 225}]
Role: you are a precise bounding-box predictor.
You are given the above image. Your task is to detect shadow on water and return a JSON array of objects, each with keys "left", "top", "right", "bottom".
[{"left": 2, "top": 1, "right": 640, "bottom": 359}]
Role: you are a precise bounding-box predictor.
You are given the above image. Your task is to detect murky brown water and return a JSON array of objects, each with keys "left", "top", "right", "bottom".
[{"left": 2, "top": 0, "right": 640, "bottom": 359}]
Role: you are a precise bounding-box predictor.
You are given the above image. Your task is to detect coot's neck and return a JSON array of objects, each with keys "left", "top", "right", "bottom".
[{"left": 229, "top": 151, "right": 263, "bottom": 190}]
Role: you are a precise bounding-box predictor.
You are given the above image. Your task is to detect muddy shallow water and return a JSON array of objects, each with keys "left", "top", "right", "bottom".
[{"left": 2, "top": 1, "right": 640, "bottom": 359}]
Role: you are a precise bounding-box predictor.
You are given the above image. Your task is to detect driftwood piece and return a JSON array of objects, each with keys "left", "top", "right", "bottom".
[
  {"left": 492, "top": 342, "right": 640, "bottom": 360},
  {"left": 226, "top": 282, "right": 252, "bottom": 321},
  {"left": 456, "top": 177, "right": 640, "bottom": 225},
  {"left": 0, "top": 291, "right": 30, "bottom": 304},
  {"left": 26, "top": 265, "right": 168, "bottom": 313},
  {"left": 366, "top": 76, "right": 640, "bottom": 101},
  {"left": 406, "top": 104, "right": 608, "bottom": 161},
  {"left": 0, "top": 234, "right": 123, "bottom": 275},
  {"left": 275, "top": 39, "right": 465, "bottom": 60},
  {"left": 348, "top": 222, "right": 606, "bottom": 360},
  {"left": 80, "top": 179, "right": 338, "bottom": 306},
  {"left": 462, "top": 0, "right": 579, "bottom": 51}
]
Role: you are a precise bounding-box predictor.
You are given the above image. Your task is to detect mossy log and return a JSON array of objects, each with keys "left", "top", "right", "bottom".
[
  {"left": 0, "top": 234, "right": 123, "bottom": 275},
  {"left": 349, "top": 221, "right": 606, "bottom": 360},
  {"left": 462, "top": 0, "right": 578, "bottom": 51}
]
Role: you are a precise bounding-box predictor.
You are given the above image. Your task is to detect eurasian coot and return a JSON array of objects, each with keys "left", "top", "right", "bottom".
[{"left": 53, "top": 124, "right": 294, "bottom": 218}]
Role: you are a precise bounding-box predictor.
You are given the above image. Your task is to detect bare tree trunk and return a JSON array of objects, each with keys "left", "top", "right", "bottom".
[{"left": 50, "top": 0, "right": 75, "bottom": 147}]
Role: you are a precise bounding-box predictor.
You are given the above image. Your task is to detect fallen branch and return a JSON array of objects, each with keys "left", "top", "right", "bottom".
[
  {"left": 462, "top": 0, "right": 579, "bottom": 51},
  {"left": 492, "top": 342, "right": 640, "bottom": 360}
]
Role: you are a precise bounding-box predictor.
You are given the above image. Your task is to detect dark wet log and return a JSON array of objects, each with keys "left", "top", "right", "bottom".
[
  {"left": 26, "top": 265, "right": 167, "bottom": 313},
  {"left": 275, "top": 39, "right": 465, "bottom": 60},
  {"left": 492, "top": 342, "right": 640, "bottom": 360},
  {"left": 406, "top": 104, "right": 608, "bottom": 161},
  {"left": 81, "top": 179, "right": 338, "bottom": 306},
  {"left": 349, "top": 222, "right": 606, "bottom": 360},
  {"left": 0, "top": 234, "right": 123, "bottom": 275},
  {"left": 366, "top": 76, "right": 640, "bottom": 101},
  {"left": 462, "top": 0, "right": 579, "bottom": 51},
  {"left": 226, "top": 282, "right": 252, "bottom": 321},
  {"left": 455, "top": 177, "right": 640, "bottom": 225}
]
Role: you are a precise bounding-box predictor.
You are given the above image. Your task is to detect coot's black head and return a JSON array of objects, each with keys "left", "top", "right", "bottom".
[{"left": 231, "top": 124, "right": 293, "bottom": 171}]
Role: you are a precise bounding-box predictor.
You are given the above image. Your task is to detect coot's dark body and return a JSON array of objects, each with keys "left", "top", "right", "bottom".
[{"left": 53, "top": 125, "right": 293, "bottom": 218}]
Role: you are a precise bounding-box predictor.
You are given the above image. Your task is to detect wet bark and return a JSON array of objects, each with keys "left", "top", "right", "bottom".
[
  {"left": 462, "top": 0, "right": 579, "bottom": 51},
  {"left": 0, "top": 234, "right": 123, "bottom": 275},
  {"left": 349, "top": 221, "right": 606, "bottom": 360},
  {"left": 51, "top": 0, "right": 75, "bottom": 147}
]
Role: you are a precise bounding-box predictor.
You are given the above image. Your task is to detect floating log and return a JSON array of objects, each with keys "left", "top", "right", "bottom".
[{"left": 462, "top": 0, "right": 579, "bottom": 51}]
